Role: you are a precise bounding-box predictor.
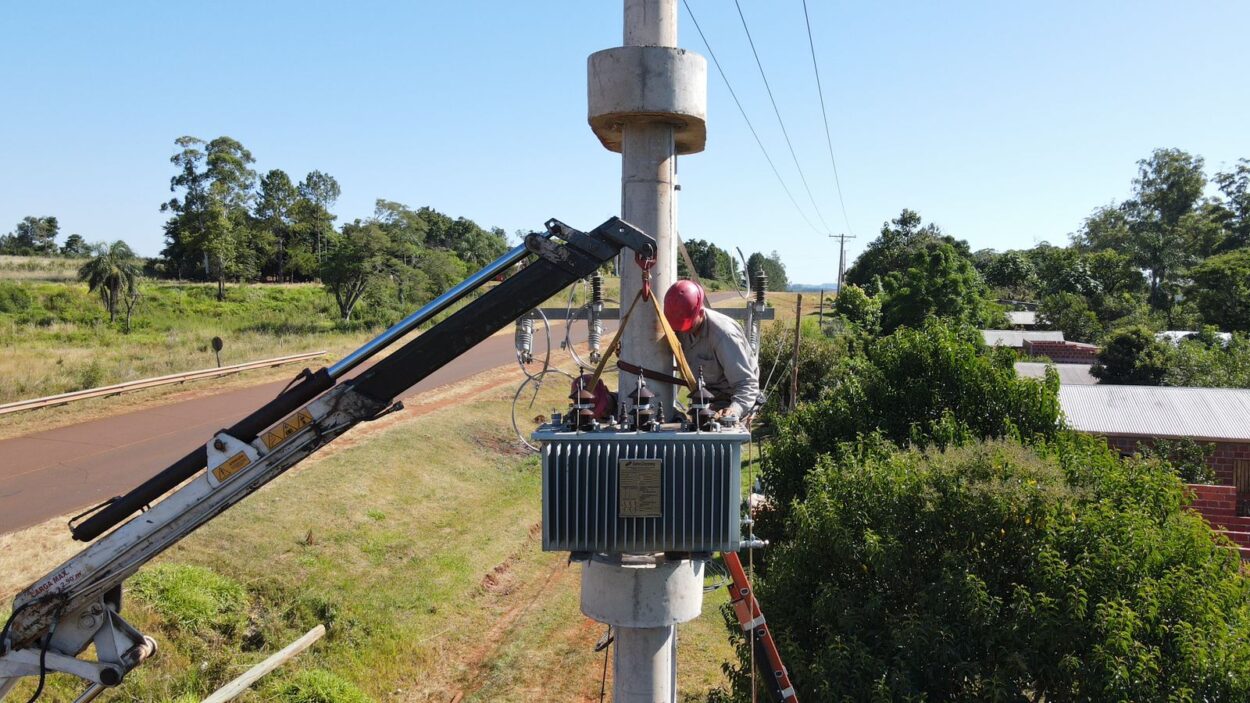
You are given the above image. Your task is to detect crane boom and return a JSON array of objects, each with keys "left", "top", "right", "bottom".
[{"left": 0, "top": 217, "right": 654, "bottom": 700}]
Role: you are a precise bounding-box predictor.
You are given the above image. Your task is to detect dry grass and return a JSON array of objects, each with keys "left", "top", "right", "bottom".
[
  {"left": 1, "top": 367, "right": 735, "bottom": 702},
  {"left": 0, "top": 255, "right": 85, "bottom": 281}
]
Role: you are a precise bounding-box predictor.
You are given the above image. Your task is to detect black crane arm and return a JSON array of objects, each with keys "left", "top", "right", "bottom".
[{"left": 0, "top": 217, "right": 652, "bottom": 699}]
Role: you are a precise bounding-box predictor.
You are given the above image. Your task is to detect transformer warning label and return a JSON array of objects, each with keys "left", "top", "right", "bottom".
[
  {"left": 619, "top": 459, "right": 662, "bottom": 518},
  {"left": 211, "top": 452, "right": 251, "bottom": 483},
  {"left": 261, "top": 408, "right": 314, "bottom": 450}
]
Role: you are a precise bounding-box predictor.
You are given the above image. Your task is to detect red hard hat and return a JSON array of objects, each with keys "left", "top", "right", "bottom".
[{"left": 664, "top": 280, "right": 705, "bottom": 333}]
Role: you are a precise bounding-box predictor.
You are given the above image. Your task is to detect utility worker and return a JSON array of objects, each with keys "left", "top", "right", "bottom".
[{"left": 663, "top": 280, "right": 760, "bottom": 420}]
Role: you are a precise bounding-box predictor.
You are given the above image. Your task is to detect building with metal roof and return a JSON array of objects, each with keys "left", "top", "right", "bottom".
[
  {"left": 1058, "top": 385, "right": 1250, "bottom": 442},
  {"left": 1059, "top": 385, "right": 1250, "bottom": 493},
  {"left": 981, "top": 329, "right": 1064, "bottom": 348},
  {"left": 1005, "top": 310, "right": 1038, "bottom": 328},
  {"left": 1015, "top": 362, "right": 1097, "bottom": 385}
]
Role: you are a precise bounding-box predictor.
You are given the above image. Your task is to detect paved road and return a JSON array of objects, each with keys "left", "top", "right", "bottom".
[{"left": 0, "top": 292, "right": 745, "bottom": 535}]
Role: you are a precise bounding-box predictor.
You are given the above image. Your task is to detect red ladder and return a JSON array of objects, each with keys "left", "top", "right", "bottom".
[{"left": 723, "top": 551, "right": 799, "bottom": 702}]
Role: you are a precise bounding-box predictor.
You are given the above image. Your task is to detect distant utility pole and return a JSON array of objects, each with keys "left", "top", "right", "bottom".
[{"left": 829, "top": 232, "right": 857, "bottom": 293}]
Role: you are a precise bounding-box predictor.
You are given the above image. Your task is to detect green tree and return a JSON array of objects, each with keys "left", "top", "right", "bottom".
[
  {"left": 1092, "top": 326, "right": 1170, "bottom": 384},
  {"left": 60, "top": 233, "right": 90, "bottom": 258},
  {"left": 746, "top": 251, "right": 788, "bottom": 291},
  {"left": 751, "top": 438, "right": 1250, "bottom": 701},
  {"left": 1073, "top": 204, "right": 1132, "bottom": 251},
  {"left": 160, "top": 136, "right": 258, "bottom": 298},
  {"left": 1123, "top": 148, "right": 1208, "bottom": 309},
  {"left": 1214, "top": 159, "right": 1250, "bottom": 251},
  {"left": 6, "top": 216, "right": 60, "bottom": 254},
  {"left": 295, "top": 170, "right": 341, "bottom": 268},
  {"left": 982, "top": 250, "right": 1036, "bottom": 298},
  {"left": 77, "top": 241, "right": 142, "bottom": 323},
  {"left": 763, "top": 321, "right": 1060, "bottom": 508},
  {"left": 1163, "top": 332, "right": 1250, "bottom": 388},
  {"left": 321, "top": 220, "right": 390, "bottom": 322},
  {"left": 1038, "top": 292, "right": 1102, "bottom": 343},
  {"left": 830, "top": 284, "right": 880, "bottom": 333},
  {"left": 254, "top": 169, "right": 298, "bottom": 281},
  {"left": 1188, "top": 248, "right": 1250, "bottom": 332},
  {"left": 844, "top": 209, "right": 971, "bottom": 287},
  {"left": 879, "top": 242, "right": 997, "bottom": 332}
]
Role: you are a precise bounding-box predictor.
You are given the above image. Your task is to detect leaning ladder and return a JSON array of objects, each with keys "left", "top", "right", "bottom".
[{"left": 723, "top": 551, "right": 799, "bottom": 702}]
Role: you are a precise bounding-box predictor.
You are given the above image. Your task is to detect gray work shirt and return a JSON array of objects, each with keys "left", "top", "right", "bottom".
[{"left": 677, "top": 307, "right": 760, "bottom": 418}]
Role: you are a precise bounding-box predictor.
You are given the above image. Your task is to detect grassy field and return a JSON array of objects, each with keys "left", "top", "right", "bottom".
[
  {"left": 0, "top": 255, "right": 85, "bottom": 282},
  {"left": 0, "top": 371, "right": 736, "bottom": 702},
  {"left": 0, "top": 271, "right": 627, "bottom": 408}
]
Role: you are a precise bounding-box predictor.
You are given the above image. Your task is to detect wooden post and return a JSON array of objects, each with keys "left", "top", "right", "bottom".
[
  {"left": 817, "top": 289, "right": 824, "bottom": 332},
  {"left": 202, "top": 625, "right": 326, "bottom": 703},
  {"left": 790, "top": 294, "right": 802, "bottom": 411}
]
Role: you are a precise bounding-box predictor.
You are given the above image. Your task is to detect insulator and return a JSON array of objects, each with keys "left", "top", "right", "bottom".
[
  {"left": 588, "top": 317, "right": 603, "bottom": 361},
  {"left": 753, "top": 270, "right": 767, "bottom": 304},
  {"left": 590, "top": 271, "right": 604, "bottom": 305},
  {"left": 515, "top": 316, "right": 534, "bottom": 364}
]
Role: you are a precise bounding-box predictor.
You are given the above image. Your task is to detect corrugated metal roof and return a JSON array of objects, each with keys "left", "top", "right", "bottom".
[
  {"left": 1058, "top": 385, "right": 1250, "bottom": 441},
  {"left": 1015, "top": 362, "right": 1098, "bottom": 385},
  {"left": 982, "top": 330, "right": 1064, "bottom": 347},
  {"left": 1006, "top": 311, "right": 1038, "bottom": 326}
]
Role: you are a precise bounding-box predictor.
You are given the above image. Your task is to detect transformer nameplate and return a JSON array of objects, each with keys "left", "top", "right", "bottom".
[{"left": 619, "top": 459, "right": 662, "bottom": 518}]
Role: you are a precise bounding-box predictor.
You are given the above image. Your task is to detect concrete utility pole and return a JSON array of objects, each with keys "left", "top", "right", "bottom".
[
  {"left": 829, "top": 232, "right": 856, "bottom": 293},
  {"left": 585, "top": 1, "right": 708, "bottom": 700}
]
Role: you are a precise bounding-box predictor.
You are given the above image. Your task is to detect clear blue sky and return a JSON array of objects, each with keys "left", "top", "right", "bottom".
[{"left": 3, "top": 1, "right": 1248, "bottom": 285}]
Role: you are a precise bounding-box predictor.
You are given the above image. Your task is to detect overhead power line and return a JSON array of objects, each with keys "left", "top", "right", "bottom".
[
  {"left": 732, "top": 0, "right": 833, "bottom": 235},
  {"left": 681, "top": 0, "right": 823, "bottom": 236},
  {"left": 801, "top": 0, "right": 854, "bottom": 237}
]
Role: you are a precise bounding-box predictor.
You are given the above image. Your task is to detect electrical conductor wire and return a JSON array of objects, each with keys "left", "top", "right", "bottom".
[
  {"left": 732, "top": 0, "right": 834, "bottom": 234},
  {"left": 681, "top": 0, "right": 823, "bottom": 236},
  {"left": 802, "top": 0, "right": 854, "bottom": 236}
]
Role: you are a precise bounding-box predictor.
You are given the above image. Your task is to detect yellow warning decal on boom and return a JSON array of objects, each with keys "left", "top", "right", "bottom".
[
  {"left": 261, "top": 408, "right": 314, "bottom": 450},
  {"left": 212, "top": 452, "right": 251, "bottom": 482}
]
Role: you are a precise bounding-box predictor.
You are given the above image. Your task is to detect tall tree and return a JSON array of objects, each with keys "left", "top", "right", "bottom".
[
  {"left": 321, "top": 220, "right": 390, "bottom": 322},
  {"left": 255, "top": 169, "right": 298, "bottom": 281},
  {"left": 746, "top": 251, "right": 789, "bottom": 291},
  {"left": 1187, "top": 249, "right": 1250, "bottom": 332},
  {"left": 845, "top": 209, "right": 971, "bottom": 288},
  {"left": 77, "top": 241, "right": 142, "bottom": 323},
  {"left": 60, "top": 233, "right": 90, "bottom": 257},
  {"left": 161, "top": 136, "right": 257, "bottom": 297},
  {"left": 1122, "top": 148, "right": 1208, "bottom": 309},
  {"left": 880, "top": 242, "right": 995, "bottom": 332},
  {"left": 9, "top": 216, "right": 60, "bottom": 254},
  {"left": 296, "top": 170, "right": 340, "bottom": 264},
  {"left": 1214, "top": 159, "right": 1250, "bottom": 251}
]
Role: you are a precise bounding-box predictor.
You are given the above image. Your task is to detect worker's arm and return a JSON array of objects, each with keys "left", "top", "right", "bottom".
[{"left": 712, "top": 316, "right": 760, "bottom": 418}]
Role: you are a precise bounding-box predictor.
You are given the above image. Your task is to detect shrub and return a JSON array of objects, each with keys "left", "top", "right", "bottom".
[
  {"left": 1134, "top": 437, "right": 1216, "bottom": 484},
  {"left": 749, "top": 438, "right": 1250, "bottom": 702},
  {"left": 763, "top": 321, "right": 1061, "bottom": 507},
  {"left": 0, "top": 282, "right": 33, "bottom": 314},
  {"left": 1092, "top": 326, "right": 1170, "bottom": 384}
]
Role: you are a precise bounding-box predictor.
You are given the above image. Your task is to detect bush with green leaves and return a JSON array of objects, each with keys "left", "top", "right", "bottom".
[
  {"left": 1163, "top": 331, "right": 1250, "bottom": 388},
  {"left": 830, "top": 284, "right": 881, "bottom": 333},
  {"left": 1092, "top": 326, "right": 1171, "bottom": 384},
  {"left": 742, "top": 437, "right": 1250, "bottom": 702},
  {"left": 763, "top": 321, "right": 1061, "bottom": 507},
  {"left": 1133, "top": 437, "right": 1216, "bottom": 484}
]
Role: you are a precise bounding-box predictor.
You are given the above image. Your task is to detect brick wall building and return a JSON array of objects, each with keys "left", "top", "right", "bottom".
[{"left": 1059, "top": 385, "right": 1250, "bottom": 501}]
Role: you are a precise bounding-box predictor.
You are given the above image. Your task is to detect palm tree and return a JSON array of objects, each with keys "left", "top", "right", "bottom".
[{"left": 78, "top": 241, "right": 142, "bottom": 323}]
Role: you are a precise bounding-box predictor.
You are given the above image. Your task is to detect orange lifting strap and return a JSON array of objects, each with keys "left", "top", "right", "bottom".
[{"left": 723, "top": 551, "right": 800, "bottom": 703}]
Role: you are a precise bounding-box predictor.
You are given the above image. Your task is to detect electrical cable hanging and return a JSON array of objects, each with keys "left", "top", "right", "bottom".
[
  {"left": 801, "top": 0, "right": 854, "bottom": 237},
  {"left": 681, "top": 0, "right": 823, "bottom": 236},
  {"left": 732, "top": 0, "right": 833, "bottom": 235}
]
